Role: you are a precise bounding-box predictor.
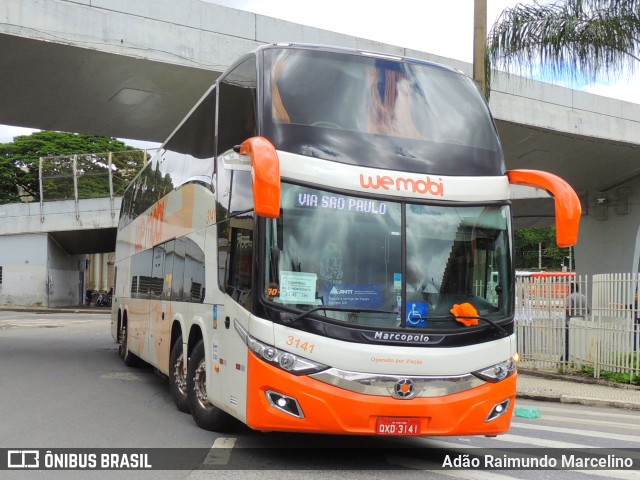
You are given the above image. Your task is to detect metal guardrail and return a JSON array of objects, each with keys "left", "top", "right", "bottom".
[
  {"left": 515, "top": 273, "right": 640, "bottom": 383},
  {"left": 37, "top": 149, "right": 155, "bottom": 221}
]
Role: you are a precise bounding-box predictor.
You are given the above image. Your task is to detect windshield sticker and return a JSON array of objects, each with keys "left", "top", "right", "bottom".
[
  {"left": 296, "top": 193, "right": 387, "bottom": 215},
  {"left": 393, "top": 273, "right": 402, "bottom": 290},
  {"left": 323, "top": 284, "right": 382, "bottom": 308},
  {"left": 279, "top": 271, "right": 318, "bottom": 304},
  {"left": 266, "top": 283, "right": 280, "bottom": 300},
  {"left": 406, "top": 302, "right": 428, "bottom": 327}
]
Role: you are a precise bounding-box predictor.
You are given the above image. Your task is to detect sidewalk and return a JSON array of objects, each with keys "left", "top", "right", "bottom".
[
  {"left": 517, "top": 370, "right": 640, "bottom": 411},
  {"left": 0, "top": 305, "right": 110, "bottom": 314}
]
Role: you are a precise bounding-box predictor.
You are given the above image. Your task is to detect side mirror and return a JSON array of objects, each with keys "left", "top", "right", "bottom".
[
  {"left": 239, "top": 137, "right": 281, "bottom": 218},
  {"left": 507, "top": 169, "right": 581, "bottom": 247}
]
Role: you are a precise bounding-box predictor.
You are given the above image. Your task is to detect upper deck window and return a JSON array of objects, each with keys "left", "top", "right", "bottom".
[{"left": 262, "top": 47, "right": 504, "bottom": 176}]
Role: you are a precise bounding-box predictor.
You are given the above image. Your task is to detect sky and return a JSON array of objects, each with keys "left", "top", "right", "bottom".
[{"left": 2, "top": 0, "right": 639, "bottom": 145}]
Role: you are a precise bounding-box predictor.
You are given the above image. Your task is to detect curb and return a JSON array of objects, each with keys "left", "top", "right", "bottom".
[
  {"left": 0, "top": 306, "right": 110, "bottom": 314},
  {"left": 560, "top": 395, "right": 640, "bottom": 411},
  {"left": 519, "top": 368, "right": 640, "bottom": 391},
  {"left": 516, "top": 391, "right": 640, "bottom": 411}
]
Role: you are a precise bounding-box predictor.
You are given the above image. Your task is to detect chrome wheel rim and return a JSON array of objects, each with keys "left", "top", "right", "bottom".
[
  {"left": 173, "top": 353, "right": 187, "bottom": 396},
  {"left": 193, "top": 360, "right": 213, "bottom": 411}
]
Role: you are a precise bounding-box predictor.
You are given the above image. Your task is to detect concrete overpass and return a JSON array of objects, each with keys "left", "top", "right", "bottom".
[
  {"left": 0, "top": 197, "right": 120, "bottom": 306},
  {"left": 0, "top": 197, "right": 121, "bottom": 255},
  {"left": 1, "top": 0, "right": 640, "bottom": 306}
]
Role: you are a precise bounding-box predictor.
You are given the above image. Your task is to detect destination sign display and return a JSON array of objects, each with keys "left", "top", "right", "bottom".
[{"left": 295, "top": 193, "right": 387, "bottom": 215}]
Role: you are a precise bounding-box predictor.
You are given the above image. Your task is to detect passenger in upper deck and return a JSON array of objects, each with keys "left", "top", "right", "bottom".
[{"left": 367, "top": 60, "right": 424, "bottom": 140}]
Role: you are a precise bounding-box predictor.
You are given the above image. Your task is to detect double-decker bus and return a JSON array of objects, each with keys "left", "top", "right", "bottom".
[{"left": 112, "top": 43, "right": 581, "bottom": 436}]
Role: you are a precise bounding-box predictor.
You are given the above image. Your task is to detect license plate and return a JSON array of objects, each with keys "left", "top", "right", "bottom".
[{"left": 376, "top": 417, "right": 421, "bottom": 435}]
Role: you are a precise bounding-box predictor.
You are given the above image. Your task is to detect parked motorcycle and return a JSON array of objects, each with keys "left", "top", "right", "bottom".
[{"left": 96, "top": 290, "right": 112, "bottom": 307}]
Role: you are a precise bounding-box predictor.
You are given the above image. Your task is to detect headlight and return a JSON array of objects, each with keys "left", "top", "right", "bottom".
[
  {"left": 234, "top": 321, "right": 328, "bottom": 375},
  {"left": 473, "top": 357, "right": 517, "bottom": 383}
]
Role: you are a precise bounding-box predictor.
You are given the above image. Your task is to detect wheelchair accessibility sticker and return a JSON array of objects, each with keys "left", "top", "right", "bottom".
[{"left": 406, "top": 302, "right": 428, "bottom": 327}]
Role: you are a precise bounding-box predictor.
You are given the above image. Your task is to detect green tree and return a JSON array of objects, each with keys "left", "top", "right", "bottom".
[
  {"left": 0, "top": 131, "right": 145, "bottom": 204},
  {"left": 514, "top": 226, "right": 572, "bottom": 270},
  {"left": 486, "top": 0, "right": 640, "bottom": 91}
]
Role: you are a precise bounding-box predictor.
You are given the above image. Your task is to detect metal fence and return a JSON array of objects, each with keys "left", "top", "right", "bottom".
[
  {"left": 37, "top": 149, "right": 155, "bottom": 219},
  {"left": 515, "top": 273, "right": 639, "bottom": 383}
]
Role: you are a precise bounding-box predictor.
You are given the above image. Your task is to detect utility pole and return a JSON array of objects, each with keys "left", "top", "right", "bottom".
[
  {"left": 538, "top": 243, "right": 542, "bottom": 270},
  {"left": 473, "top": 0, "right": 488, "bottom": 98}
]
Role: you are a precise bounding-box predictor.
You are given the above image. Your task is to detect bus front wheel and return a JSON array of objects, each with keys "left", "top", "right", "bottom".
[
  {"left": 169, "top": 336, "right": 190, "bottom": 414},
  {"left": 187, "top": 339, "right": 233, "bottom": 431}
]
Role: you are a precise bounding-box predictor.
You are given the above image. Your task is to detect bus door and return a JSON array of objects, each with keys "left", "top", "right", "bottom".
[
  {"left": 129, "top": 248, "right": 153, "bottom": 356},
  {"left": 147, "top": 243, "right": 167, "bottom": 367},
  {"left": 215, "top": 221, "right": 254, "bottom": 420}
]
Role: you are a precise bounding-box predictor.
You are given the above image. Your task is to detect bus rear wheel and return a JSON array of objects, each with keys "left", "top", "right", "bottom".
[
  {"left": 119, "top": 322, "right": 140, "bottom": 367},
  {"left": 186, "top": 339, "right": 233, "bottom": 432},
  {"left": 169, "top": 336, "right": 190, "bottom": 413}
]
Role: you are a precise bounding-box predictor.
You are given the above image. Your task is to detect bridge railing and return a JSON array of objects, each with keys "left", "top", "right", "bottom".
[{"left": 38, "top": 149, "right": 156, "bottom": 220}]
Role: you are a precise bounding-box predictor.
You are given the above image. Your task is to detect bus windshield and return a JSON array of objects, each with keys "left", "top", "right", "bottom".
[
  {"left": 262, "top": 47, "right": 503, "bottom": 176},
  {"left": 264, "top": 184, "right": 512, "bottom": 329}
]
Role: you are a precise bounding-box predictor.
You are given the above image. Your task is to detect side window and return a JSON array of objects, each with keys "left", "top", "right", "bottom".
[
  {"left": 171, "top": 238, "right": 186, "bottom": 302},
  {"left": 164, "top": 240, "right": 176, "bottom": 301},
  {"left": 131, "top": 249, "right": 153, "bottom": 299},
  {"left": 217, "top": 157, "right": 232, "bottom": 291},
  {"left": 151, "top": 245, "right": 165, "bottom": 299},
  {"left": 166, "top": 85, "right": 216, "bottom": 161},
  {"left": 226, "top": 226, "right": 254, "bottom": 309},
  {"left": 165, "top": 85, "right": 216, "bottom": 186},
  {"left": 216, "top": 56, "right": 257, "bottom": 299},
  {"left": 217, "top": 57, "right": 257, "bottom": 155},
  {"left": 216, "top": 173, "right": 255, "bottom": 296},
  {"left": 229, "top": 169, "right": 254, "bottom": 216},
  {"left": 184, "top": 238, "right": 206, "bottom": 303}
]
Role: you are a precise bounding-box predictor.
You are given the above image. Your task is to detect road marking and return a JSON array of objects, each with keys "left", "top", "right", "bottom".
[
  {"left": 515, "top": 414, "right": 640, "bottom": 431},
  {"left": 510, "top": 422, "right": 640, "bottom": 443},
  {"left": 100, "top": 372, "right": 143, "bottom": 382},
  {"left": 384, "top": 454, "right": 516, "bottom": 479},
  {"left": 202, "top": 437, "right": 237, "bottom": 466},
  {"left": 495, "top": 432, "right": 595, "bottom": 449}
]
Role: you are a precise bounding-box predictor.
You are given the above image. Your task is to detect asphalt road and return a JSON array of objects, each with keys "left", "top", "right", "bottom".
[{"left": 0, "top": 311, "right": 638, "bottom": 479}]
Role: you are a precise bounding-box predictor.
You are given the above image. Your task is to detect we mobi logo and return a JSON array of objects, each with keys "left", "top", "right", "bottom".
[{"left": 359, "top": 174, "right": 444, "bottom": 197}]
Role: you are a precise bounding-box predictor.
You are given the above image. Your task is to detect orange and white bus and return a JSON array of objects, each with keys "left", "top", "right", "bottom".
[
  {"left": 518, "top": 271, "right": 576, "bottom": 299},
  {"left": 112, "top": 43, "right": 581, "bottom": 436}
]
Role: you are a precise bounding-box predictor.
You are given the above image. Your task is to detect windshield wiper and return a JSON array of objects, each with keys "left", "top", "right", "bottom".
[
  {"left": 408, "top": 315, "right": 509, "bottom": 338},
  {"left": 273, "top": 303, "right": 509, "bottom": 337},
  {"left": 451, "top": 315, "right": 509, "bottom": 338},
  {"left": 285, "top": 306, "right": 397, "bottom": 324}
]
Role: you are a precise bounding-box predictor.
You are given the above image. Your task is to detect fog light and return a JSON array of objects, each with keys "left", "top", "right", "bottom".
[
  {"left": 485, "top": 398, "right": 510, "bottom": 422},
  {"left": 266, "top": 390, "right": 304, "bottom": 418}
]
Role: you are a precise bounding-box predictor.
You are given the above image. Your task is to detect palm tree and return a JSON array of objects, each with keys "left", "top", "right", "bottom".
[{"left": 486, "top": 0, "right": 640, "bottom": 94}]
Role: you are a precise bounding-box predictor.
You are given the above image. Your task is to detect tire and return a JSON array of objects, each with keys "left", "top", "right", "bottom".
[
  {"left": 119, "top": 322, "right": 140, "bottom": 367},
  {"left": 186, "top": 339, "right": 234, "bottom": 432},
  {"left": 169, "top": 336, "right": 190, "bottom": 413}
]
